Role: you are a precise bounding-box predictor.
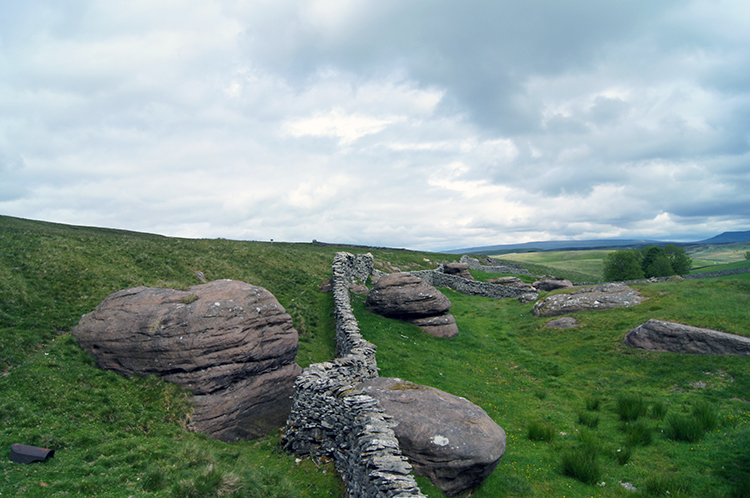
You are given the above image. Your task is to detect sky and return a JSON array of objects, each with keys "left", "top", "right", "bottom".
[{"left": 1, "top": 0, "right": 749, "bottom": 251}]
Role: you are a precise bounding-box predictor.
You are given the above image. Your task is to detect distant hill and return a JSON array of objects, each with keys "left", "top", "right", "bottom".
[
  {"left": 444, "top": 238, "right": 665, "bottom": 254},
  {"left": 446, "top": 230, "right": 750, "bottom": 255},
  {"left": 697, "top": 230, "right": 750, "bottom": 244}
]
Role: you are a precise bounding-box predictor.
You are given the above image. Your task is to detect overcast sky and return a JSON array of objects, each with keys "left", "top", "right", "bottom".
[{"left": 2, "top": 1, "right": 749, "bottom": 250}]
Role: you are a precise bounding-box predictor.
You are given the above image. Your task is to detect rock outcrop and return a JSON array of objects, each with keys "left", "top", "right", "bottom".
[
  {"left": 625, "top": 319, "right": 750, "bottom": 356},
  {"left": 360, "top": 377, "right": 506, "bottom": 497},
  {"left": 366, "top": 273, "right": 458, "bottom": 338},
  {"left": 533, "top": 278, "right": 574, "bottom": 291},
  {"left": 72, "top": 279, "right": 302, "bottom": 442},
  {"left": 488, "top": 276, "right": 536, "bottom": 292},
  {"left": 443, "top": 262, "right": 474, "bottom": 280},
  {"left": 533, "top": 283, "right": 643, "bottom": 317}
]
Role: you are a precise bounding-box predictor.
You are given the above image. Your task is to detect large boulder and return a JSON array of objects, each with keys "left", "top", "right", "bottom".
[
  {"left": 625, "top": 319, "right": 750, "bottom": 356},
  {"left": 366, "top": 273, "right": 451, "bottom": 318},
  {"left": 533, "top": 283, "right": 643, "bottom": 317},
  {"left": 72, "top": 279, "right": 302, "bottom": 442},
  {"left": 360, "top": 377, "right": 506, "bottom": 497},
  {"left": 443, "top": 262, "right": 474, "bottom": 280},
  {"left": 365, "top": 273, "right": 458, "bottom": 337}
]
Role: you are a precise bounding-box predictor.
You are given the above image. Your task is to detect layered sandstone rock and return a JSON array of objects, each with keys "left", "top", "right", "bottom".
[
  {"left": 443, "top": 262, "right": 474, "bottom": 280},
  {"left": 361, "top": 377, "right": 506, "bottom": 496},
  {"left": 625, "top": 319, "right": 750, "bottom": 356},
  {"left": 365, "top": 273, "right": 458, "bottom": 338},
  {"left": 72, "top": 279, "right": 301, "bottom": 442}
]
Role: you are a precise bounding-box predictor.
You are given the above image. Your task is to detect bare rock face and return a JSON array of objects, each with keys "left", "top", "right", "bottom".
[
  {"left": 72, "top": 279, "right": 302, "bottom": 442},
  {"left": 533, "top": 283, "right": 643, "bottom": 317},
  {"left": 625, "top": 319, "right": 750, "bottom": 356},
  {"left": 366, "top": 273, "right": 451, "bottom": 318},
  {"left": 533, "top": 278, "right": 574, "bottom": 291},
  {"left": 443, "top": 262, "right": 474, "bottom": 280},
  {"left": 360, "top": 377, "right": 506, "bottom": 497}
]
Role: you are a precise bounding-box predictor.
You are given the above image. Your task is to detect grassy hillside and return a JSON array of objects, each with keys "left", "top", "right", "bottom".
[
  {"left": 0, "top": 216, "right": 444, "bottom": 497},
  {"left": 2, "top": 216, "right": 750, "bottom": 497}
]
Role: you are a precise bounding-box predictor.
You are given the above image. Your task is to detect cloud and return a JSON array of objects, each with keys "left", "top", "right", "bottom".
[{"left": 1, "top": 0, "right": 749, "bottom": 250}]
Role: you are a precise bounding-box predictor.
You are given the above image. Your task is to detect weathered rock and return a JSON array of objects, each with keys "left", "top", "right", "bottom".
[
  {"left": 533, "top": 278, "right": 574, "bottom": 291},
  {"left": 489, "top": 276, "right": 536, "bottom": 292},
  {"left": 443, "top": 262, "right": 473, "bottom": 280},
  {"left": 72, "top": 279, "right": 302, "bottom": 442},
  {"left": 360, "top": 377, "right": 506, "bottom": 497},
  {"left": 408, "top": 314, "right": 459, "bottom": 338},
  {"left": 533, "top": 283, "right": 643, "bottom": 317},
  {"left": 366, "top": 273, "right": 451, "bottom": 318},
  {"left": 546, "top": 317, "right": 578, "bottom": 329},
  {"left": 519, "top": 292, "right": 539, "bottom": 304},
  {"left": 318, "top": 278, "right": 333, "bottom": 293},
  {"left": 625, "top": 319, "right": 750, "bottom": 356}
]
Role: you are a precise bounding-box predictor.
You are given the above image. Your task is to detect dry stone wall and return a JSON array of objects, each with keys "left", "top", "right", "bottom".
[{"left": 283, "top": 252, "right": 427, "bottom": 498}]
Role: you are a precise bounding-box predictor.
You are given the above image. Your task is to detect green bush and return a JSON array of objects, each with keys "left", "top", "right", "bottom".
[
  {"left": 603, "top": 250, "right": 644, "bottom": 281},
  {"left": 643, "top": 474, "right": 691, "bottom": 496}
]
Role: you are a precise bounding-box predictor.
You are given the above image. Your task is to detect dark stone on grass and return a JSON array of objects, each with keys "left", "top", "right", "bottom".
[
  {"left": 532, "top": 283, "right": 643, "bottom": 317},
  {"left": 546, "top": 317, "right": 578, "bottom": 329},
  {"left": 360, "top": 377, "right": 506, "bottom": 497},
  {"left": 625, "top": 319, "right": 750, "bottom": 356},
  {"left": 72, "top": 279, "right": 302, "bottom": 442},
  {"left": 533, "top": 278, "right": 574, "bottom": 291}
]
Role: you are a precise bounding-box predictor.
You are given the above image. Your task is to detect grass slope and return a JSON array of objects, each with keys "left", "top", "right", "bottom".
[{"left": 3, "top": 215, "right": 750, "bottom": 497}]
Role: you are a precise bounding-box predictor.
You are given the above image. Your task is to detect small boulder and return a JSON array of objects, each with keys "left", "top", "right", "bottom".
[
  {"left": 72, "top": 280, "right": 302, "bottom": 442},
  {"left": 533, "top": 278, "right": 573, "bottom": 291},
  {"left": 533, "top": 283, "right": 643, "bottom": 317},
  {"left": 519, "top": 293, "right": 539, "bottom": 304},
  {"left": 546, "top": 317, "right": 578, "bottom": 329},
  {"left": 366, "top": 273, "right": 451, "bottom": 319},
  {"left": 443, "top": 262, "right": 473, "bottom": 280},
  {"left": 625, "top": 319, "right": 750, "bottom": 356},
  {"left": 360, "top": 377, "right": 506, "bottom": 496},
  {"left": 489, "top": 276, "right": 536, "bottom": 292},
  {"left": 409, "top": 314, "right": 459, "bottom": 338}
]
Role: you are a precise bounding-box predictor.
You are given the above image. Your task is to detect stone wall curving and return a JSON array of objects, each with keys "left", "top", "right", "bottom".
[{"left": 282, "top": 252, "right": 427, "bottom": 498}]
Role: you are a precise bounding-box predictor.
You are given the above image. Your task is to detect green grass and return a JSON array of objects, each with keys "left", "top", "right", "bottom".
[
  {"left": 494, "top": 250, "right": 607, "bottom": 281},
  {"left": 3, "top": 214, "right": 750, "bottom": 497}
]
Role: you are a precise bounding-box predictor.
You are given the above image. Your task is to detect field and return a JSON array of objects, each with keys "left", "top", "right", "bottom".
[
  {"left": 2, "top": 215, "right": 750, "bottom": 497},
  {"left": 494, "top": 245, "right": 750, "bottom": 282}
]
